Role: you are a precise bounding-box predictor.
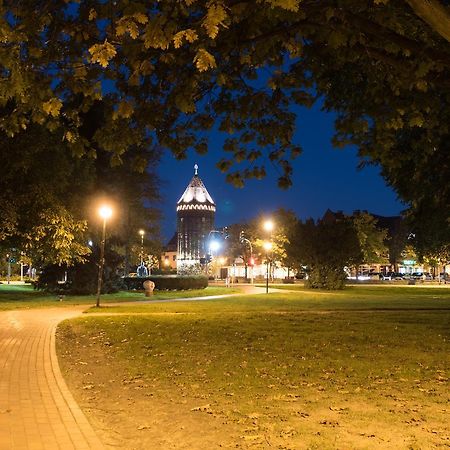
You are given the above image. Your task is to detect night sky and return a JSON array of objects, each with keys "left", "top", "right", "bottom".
[{"left": 158, "top": 103, "right": 405, "bottom": 241}]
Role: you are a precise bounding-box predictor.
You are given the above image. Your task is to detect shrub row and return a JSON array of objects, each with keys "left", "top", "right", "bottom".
[{"left": 123, "top": 275, "right": 208, "bottom": 291}]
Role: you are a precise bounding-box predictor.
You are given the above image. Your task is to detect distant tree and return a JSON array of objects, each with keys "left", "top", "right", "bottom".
[
  {"left": 273, "top": 209, "right": 300, "bottom": 277},
  {"left": 352, "top": 212, "right": 389, "bottom": 267},
  {"left": 0, "top": 125, "right": 93, "bottom": 266},
  {"left": 0, "top": 118, "right": 161, "bottom": 276},
  {"left": 25, "top": 207, "right": 90, "bottom": 267},
  {"left": 291, "top": 218, "right": 362, "bottom": 289},
  {"left": 219, "top": 223, "right": 253, "bottom": 279},
  {"left": 387, "top": 221, "right": 410, "bottom": 271}
]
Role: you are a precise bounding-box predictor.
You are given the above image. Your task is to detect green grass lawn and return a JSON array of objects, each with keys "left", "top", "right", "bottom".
[
  {"left": 85, "top": 285, "right": 450, "bottom": 314},
  {"left": 0, "top": 284, "right": 241, "bottom": 310},
  {"left": 57, "top": 286, "right": 450, "bottom": 449}
]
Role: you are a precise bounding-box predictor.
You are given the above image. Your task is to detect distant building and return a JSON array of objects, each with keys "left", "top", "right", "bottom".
[
  {"left": 176, "top": 165, "right": 216, "bottom": 273},
  {"left": 161, "top": 232, "right": 177, "bottom": 270}
]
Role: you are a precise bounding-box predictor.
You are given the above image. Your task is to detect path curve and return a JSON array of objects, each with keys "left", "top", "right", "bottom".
[
  {"left": 0, "top": 286, "right": 270, "bottom": 449},
  {"left": 0, "top": 307, "right": 104, "bottom": 450}
]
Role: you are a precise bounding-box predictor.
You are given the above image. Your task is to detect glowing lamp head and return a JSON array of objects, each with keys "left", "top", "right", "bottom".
[
  {"left": 263, "top": 220, "right": 274, "bottom": 232},
  {"left": 263, "top": 241, "right": 273, "bottom": 252},
  {"left": 99, "top": 205, "right": 113, "bottom": 220},
  {"left": 209, "top": 240, "right": 221, "bottom": 252},
  {"left": 139, "top": 229, "right": 145, "bottom": 237}
]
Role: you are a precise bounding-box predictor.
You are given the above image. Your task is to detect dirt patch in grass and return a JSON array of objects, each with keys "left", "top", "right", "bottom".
[{"left": 57, "top": 295, "right": 450, "bottom": 449}]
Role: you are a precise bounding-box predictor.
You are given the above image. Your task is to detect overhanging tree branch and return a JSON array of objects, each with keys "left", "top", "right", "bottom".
[{"left": 406, "top": 0, "right": 450, "bottom": 44}]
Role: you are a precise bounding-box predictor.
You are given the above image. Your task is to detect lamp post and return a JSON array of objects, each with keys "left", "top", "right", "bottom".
[
  {"left": 263, "top": 241, "right": 272, "bottom": 294},
  {"left": 263, "top": 219, "right": 275, "bottom": 282},
  {"left": 96, "top": 205, "right": 113, "bottom": 308},
  {"left": 240, "top": 231, "right": 254, "bottom": 284},
  {"left": 209, "top": 239, "right": 221, "bottom": 279},
  {"left": 206, "top": 230, "right": 222, "bottom": 277},
  {"left": 139, "top": 229, "right": 145, "bottom": 265},
  {"left": 6, "top": 253, "right": 11, "bottom": 285}
]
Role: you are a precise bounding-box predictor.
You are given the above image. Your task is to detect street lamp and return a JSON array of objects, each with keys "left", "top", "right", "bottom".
[
  {"left": 240, "top": 231, "right": 254, "bottom": 284},
  {"left": 138, "top": 229, "right": 145, "bottom": 265},
  {"left": 96, "top": 205, "right": 113, "bottom": 308},
  {"left": 209, "top": 239, "right": 220, "bottom": 254},
  {"left": 263, "top": 241, "right": 273, "bottom": 294},
  {"left": 263, "top": 219, "right": 274, "bottom": 233},
  {"left": 263, "top": 219, "right": 275, "bottom": 283},
  {"left": 209, "top": 240, "right": 221, "bottom": 279}
]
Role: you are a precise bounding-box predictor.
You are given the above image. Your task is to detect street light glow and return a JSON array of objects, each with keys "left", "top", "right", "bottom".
[
  {"left": 139, "top": 229, "right": 145, "bottom": 236},
  {"left": 263, "top": 241, "right": 273, "bottom": 251},
  {"left": 209, "top": 240, "right": 221, "bottom": 252},
  {"left": 96, "top": 204, "right": 113, "bottom": 308},
  {"left": 263, "top": 219, "right": 274, "bottom": 232},
  {"left": 99, "top": 205, "right": 113, "bottom": 220}
]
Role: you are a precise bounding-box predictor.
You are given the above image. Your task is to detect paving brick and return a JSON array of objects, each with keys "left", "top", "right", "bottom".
[{"left": 0, "top": 309, "right": 104, "bottom": 449}]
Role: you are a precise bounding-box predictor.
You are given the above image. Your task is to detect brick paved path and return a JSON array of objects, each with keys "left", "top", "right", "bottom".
[
  {"left": 0, "top": 308, "right": 104, "bottom": 450},
  {"left": 0, "top": 287, "right": 270, "bottom": 449}
]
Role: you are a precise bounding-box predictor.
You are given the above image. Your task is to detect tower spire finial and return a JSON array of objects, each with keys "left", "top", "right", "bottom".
[{"left": 194, "top": 163, "right": 198, "bottom": 176}]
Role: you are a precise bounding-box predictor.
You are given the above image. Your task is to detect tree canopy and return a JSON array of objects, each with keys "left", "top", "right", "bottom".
[
  {"left": 1, "top": 0, "right": 449, "bottom": 252},
  {"left": 290, "top": 217, "right": 362, "bottom": 289},
  {"left": 0, "top": 119, "right": 160, "bottom": 267}
]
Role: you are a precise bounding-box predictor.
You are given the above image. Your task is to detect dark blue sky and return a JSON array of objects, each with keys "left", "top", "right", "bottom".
[{"left": 158, "top": 103, "right": 404, "bottom": 241}]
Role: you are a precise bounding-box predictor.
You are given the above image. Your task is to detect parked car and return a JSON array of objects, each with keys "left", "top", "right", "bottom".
[
  {"left": 439, "top": 273, "right": 449, "bottom": 283},
  {"left": 411, "top": 272, "right": 433, "bottom": 280},
  {"left": 382, "top": 272, "right": 405, "bottom": 280}
]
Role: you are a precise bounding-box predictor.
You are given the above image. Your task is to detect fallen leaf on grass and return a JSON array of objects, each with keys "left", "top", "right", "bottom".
[
  {"left": 191, "top": 404, "right": 212, "bottom": 413},
  {"left": 329, "top": 406, "right": 347, "bottom": 412},
  {"left": 280, "top": 427, "right": 296, "bottom": 437},
  {"left": 240, "top": 435, "right": 264, "bottom": 441},
  {"left": 137, "top": 425, "right": 151, "bottom": 430},
  {"left": 320, "top": 419, "right": 339, "bottom": 426}
]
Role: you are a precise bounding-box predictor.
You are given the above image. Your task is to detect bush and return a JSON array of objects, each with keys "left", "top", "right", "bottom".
[
  {"left": 123, "top": 275, "right": 208, "bottom": 291},
  {"left": 36, "top": 245, "right": 125, "bottom": 295},
  {"left": 305, "top": 266, "right": 347, "bottom": 290},
  {"left": 290, "top": 218, "right": 361, "bottom": 290}
]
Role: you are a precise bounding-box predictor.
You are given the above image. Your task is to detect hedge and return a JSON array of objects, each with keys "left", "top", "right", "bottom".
[{"left": 122, "top": 275, "right": 208, "bottom": 291}]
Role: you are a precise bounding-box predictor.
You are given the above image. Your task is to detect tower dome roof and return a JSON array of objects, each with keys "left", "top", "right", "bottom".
[{"left": 177, "top": 164, "right": 216, "bottom": 212}]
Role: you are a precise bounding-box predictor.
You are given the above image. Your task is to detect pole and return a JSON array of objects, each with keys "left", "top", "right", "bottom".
[
  {"left": 140, "top": 234, "right": 144, "bottom": 265},
  {"left": 266, "top": 255, "right": 269, "bottom": 294},
  {"left": 7, "top": 256, "right": 11, "bottom": 285},
  {"left": 96, "top": 218, "right": 107, "bottom": 308},
  {"left": 249, "top": 241, "right": 253, "bottom": 284}
]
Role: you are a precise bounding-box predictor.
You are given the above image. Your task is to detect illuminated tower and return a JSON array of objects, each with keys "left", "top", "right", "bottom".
[{"left": 176, "top": 164, "right": 216, "bottom": 273}]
